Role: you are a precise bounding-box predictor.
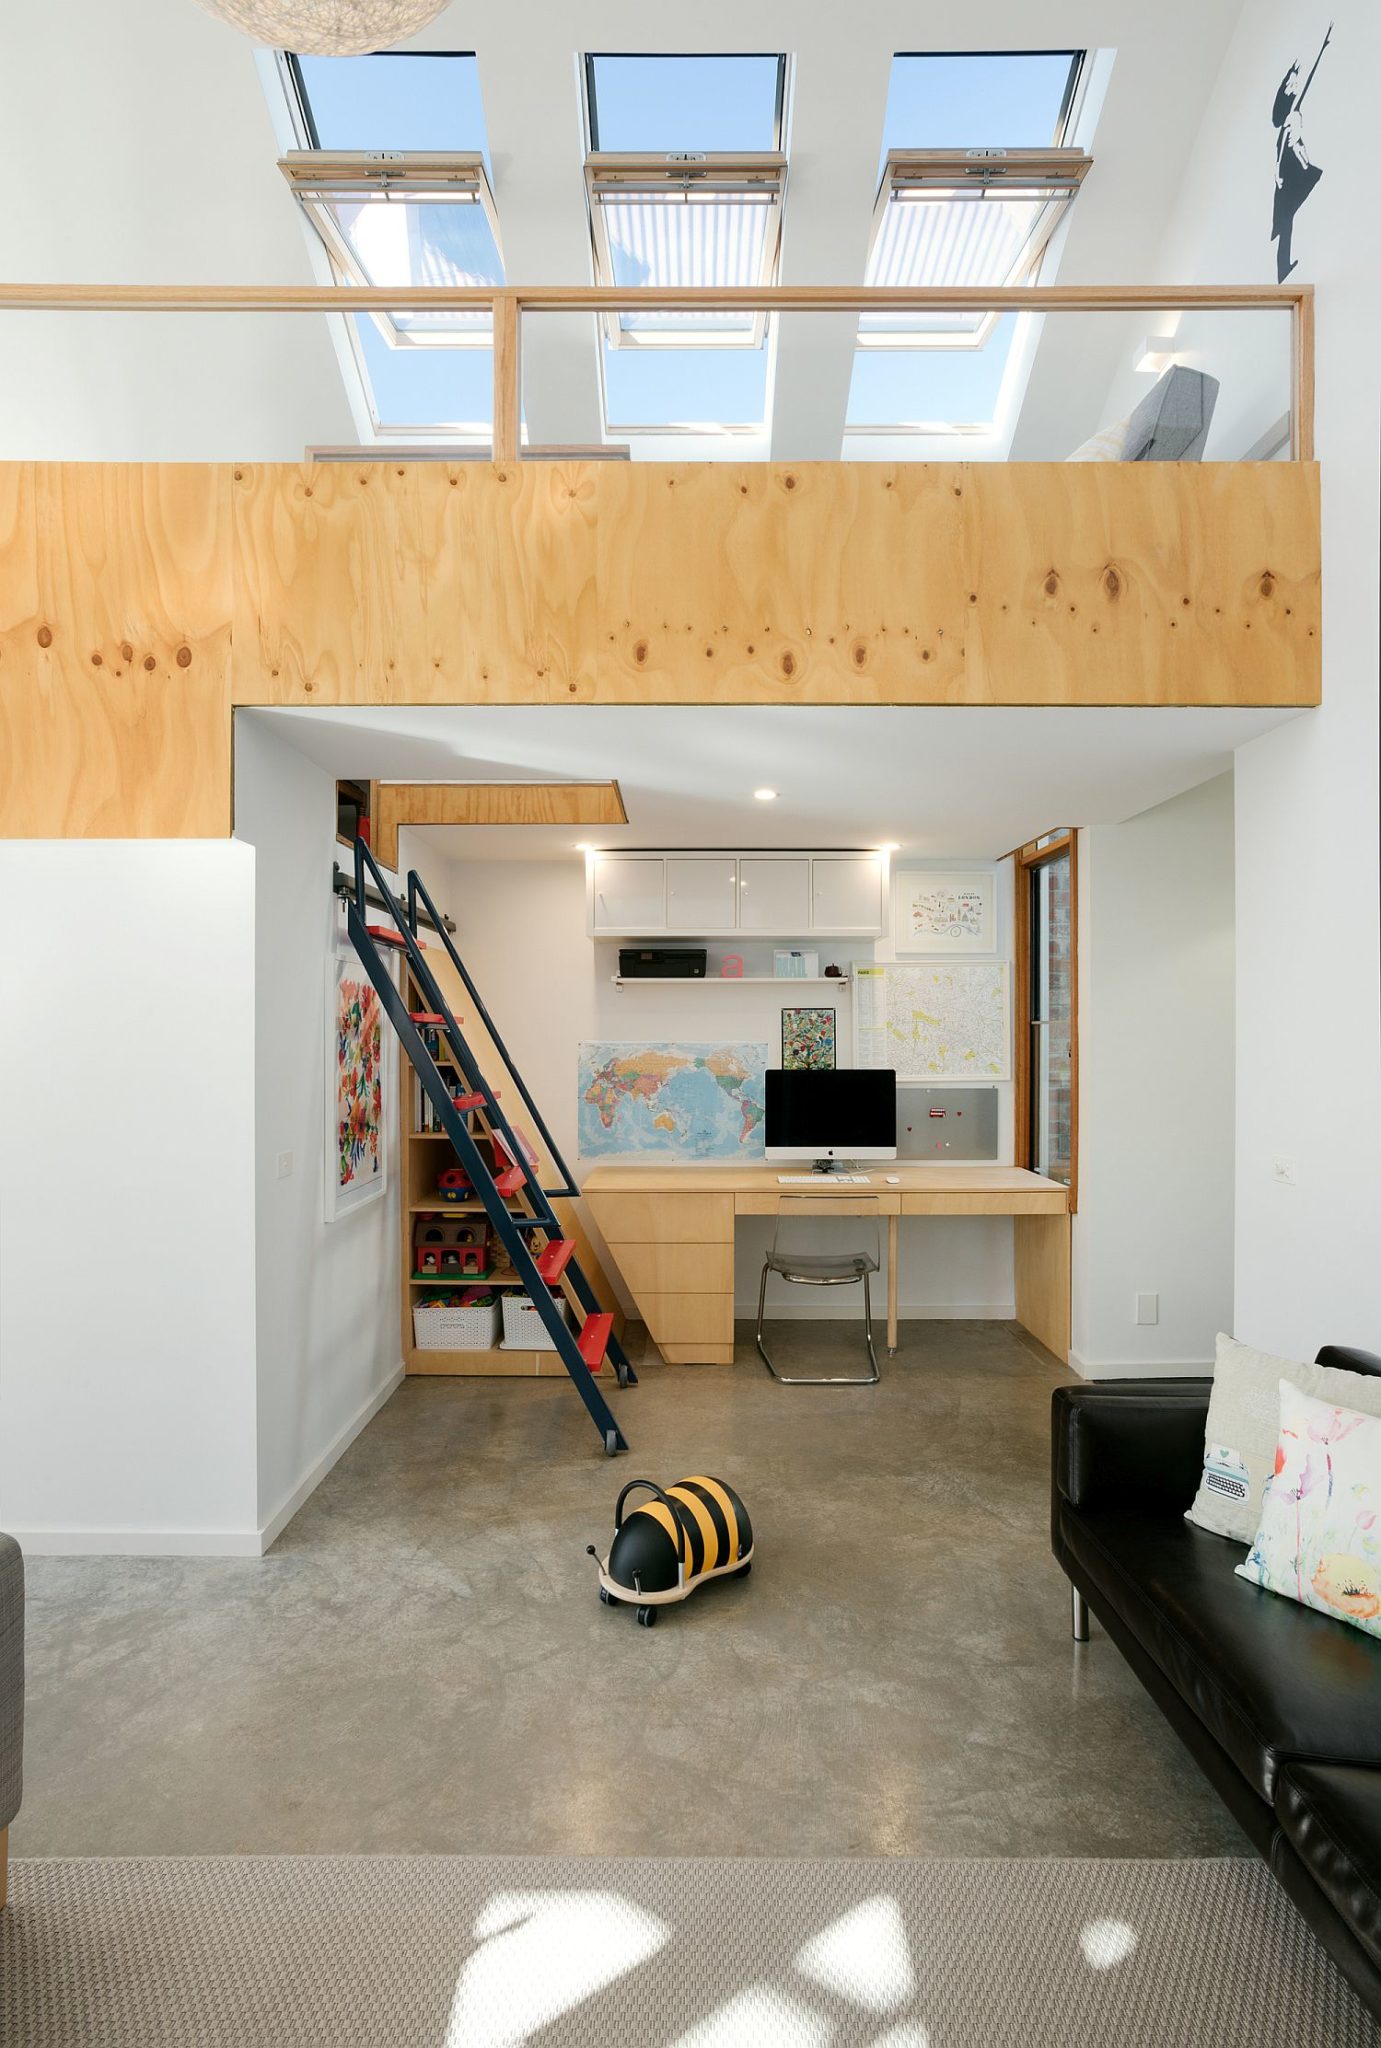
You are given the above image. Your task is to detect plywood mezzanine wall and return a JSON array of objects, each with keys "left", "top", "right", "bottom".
[{"left": 0, "top": 459, "right": 1321, "bottom": 838}]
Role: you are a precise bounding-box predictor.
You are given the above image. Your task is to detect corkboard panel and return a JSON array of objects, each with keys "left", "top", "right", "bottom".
[{"left": 0, "top": 464, "right": 232, "bottom": 836}]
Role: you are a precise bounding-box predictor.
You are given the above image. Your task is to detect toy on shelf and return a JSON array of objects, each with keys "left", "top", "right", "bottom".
[
  {"left": 586, "top": 1475, "right": 754, "bottom": 1627},
  {"left": 414, "top": 1214, "right": 491, "bottom": 1279},
  {"left": 437, "top": 1166, "right": 473, "bottom": 1203}
]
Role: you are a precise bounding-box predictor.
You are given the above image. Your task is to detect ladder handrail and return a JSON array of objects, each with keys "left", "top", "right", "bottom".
[
  {"left": 406, "top": 866, "right": 580, "bottom": 1201},
  {"left": 345, "top": 838, "right": 634, "bottom": 1447}
]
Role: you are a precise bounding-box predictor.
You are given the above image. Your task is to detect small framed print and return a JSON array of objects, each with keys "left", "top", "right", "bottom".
[
  {"left": 781, "top": 1006, "right": 836, "bottom": 1071},
  {"left": 893, "top": 870, "right": 996, "bottom": 955}
]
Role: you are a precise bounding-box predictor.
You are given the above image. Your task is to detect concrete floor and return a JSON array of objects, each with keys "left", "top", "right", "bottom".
[{"left": 15, "top": 1320, "right": 1245, "bottom": 1862}]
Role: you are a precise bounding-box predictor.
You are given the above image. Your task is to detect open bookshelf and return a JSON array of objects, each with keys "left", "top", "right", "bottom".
[{"left": 398, "top": 950, "right": 616, "bottom": 1378}]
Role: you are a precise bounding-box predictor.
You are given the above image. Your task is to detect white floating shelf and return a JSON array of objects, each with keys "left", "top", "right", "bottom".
[{"left": 611, "top": 975, "right": 851, "bottom": 988}]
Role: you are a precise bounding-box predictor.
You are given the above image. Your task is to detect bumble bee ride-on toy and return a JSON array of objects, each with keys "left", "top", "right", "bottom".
[{"left": 586, "top": 1476, "right": 754, "bottom": 1626}]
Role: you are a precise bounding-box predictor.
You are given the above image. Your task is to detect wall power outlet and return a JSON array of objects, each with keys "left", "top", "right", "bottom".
[
  {"left": 1135, "top": 1292, "right": 1159, "bottom": 1326},
  {"left": 276, "top": 1151, "right": 294, "bottom": 1180}
]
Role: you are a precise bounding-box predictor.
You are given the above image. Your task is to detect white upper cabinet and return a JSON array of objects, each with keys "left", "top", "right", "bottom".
[
  {"left": 738, "top": 857, "right": 811, "bottom": 933},
  {"left": 812, "top": 856, "right": 885, "bottom": 935},
  {"left": 665, "top": 857, "right": 739, "bottom": 932},
  {"left": 587, "top": 850, "right": 885, "bottom": 937},
  {"left": 590, "top": 855, "right": 665, "bottom": 933}
]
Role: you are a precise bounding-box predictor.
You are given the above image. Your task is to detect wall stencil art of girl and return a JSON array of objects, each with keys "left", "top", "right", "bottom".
[{"left": 1272, "top": 24, "right": 1332, "bottom": 281}]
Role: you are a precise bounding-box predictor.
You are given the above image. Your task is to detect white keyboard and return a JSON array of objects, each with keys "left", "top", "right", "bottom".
[{"left": 776, "top": 1173, "right": 871, "bottom": 1185}]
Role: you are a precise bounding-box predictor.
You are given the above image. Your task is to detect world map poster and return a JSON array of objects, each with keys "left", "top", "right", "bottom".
[{"left": 578, "top": 1042, "right": 769, "bottom": 1160}]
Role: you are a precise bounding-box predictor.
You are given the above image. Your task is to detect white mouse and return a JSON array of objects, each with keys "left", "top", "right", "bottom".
[{"left": 885, "top": 1174, "right": 901, "bottom": 1184}]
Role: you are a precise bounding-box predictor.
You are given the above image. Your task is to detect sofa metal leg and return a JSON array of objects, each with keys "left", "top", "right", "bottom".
[{"left": 1071, "top": 1586, "right": 1090, "bottom": 1643}]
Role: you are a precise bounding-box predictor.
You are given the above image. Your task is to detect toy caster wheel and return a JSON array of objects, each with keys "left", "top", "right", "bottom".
[
  {"left": 599, "top": 1586, "right": 614, "bottom": 1605},
  {"left": 636, "top": 1605, "right": 657, "bottom": 1627},
  {"left": 605, "top": 1429, "right": 620, "bottom": 1457},
  {"left": 732, "top": 1561, "right": 752, "bottom": 1578}
]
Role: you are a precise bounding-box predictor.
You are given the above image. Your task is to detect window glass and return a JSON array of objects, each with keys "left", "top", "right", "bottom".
[
  {"left": 586, "top": 54, "right": 783, "bottom": 152},
  {"left": 1030, "top": 848, "right": 1074, "bottom": 1186}
]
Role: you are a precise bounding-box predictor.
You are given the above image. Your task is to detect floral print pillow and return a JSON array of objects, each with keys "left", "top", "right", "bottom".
[{"left": 1236, "top": 1379, "right": 1381, "bottom": 1639}]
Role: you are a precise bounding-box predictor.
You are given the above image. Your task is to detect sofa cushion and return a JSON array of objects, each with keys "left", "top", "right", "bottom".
[
  {"left": 1276, "top": 1763, "right": 1381, "bottom": 1976},
  {"left": 1058, "top": 1504, "right": 1381, "bottom": 1801}
]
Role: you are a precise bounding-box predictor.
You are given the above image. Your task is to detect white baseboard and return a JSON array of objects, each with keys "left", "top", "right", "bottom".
[
  {"left": 735, "top": 1300, "right": 1015, "bottom": 1321},
  {"left": 6, "top": 1526, "right": 267, "bottom": 1558},
  {"left": 1067, "top": 1350, "right": 1213, "bottom": 1382},
  {"left": 8, "top": 1365, "right": 406, "bottom": 1560},
  {"left": 257, "top": 1362, "right": 405, "bottom": 1552}
]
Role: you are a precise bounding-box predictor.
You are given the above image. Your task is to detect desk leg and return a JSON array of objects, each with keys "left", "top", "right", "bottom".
[{"left": 887, "top": 1215, "right": 899, "bottom": 1355}]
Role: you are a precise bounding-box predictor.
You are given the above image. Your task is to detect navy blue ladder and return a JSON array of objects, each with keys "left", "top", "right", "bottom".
[{"left": 346, "top": 837, "right": 635, "bottom": 1456}]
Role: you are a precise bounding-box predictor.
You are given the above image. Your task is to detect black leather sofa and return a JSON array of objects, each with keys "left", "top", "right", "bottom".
[{"left": 1052, "top": 1346, "right": 1381, "bottom": 2020}]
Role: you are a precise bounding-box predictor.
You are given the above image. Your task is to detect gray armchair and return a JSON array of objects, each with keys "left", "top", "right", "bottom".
[{"left": 0, "top": 1533, "right": 22, "bottom": 1908}]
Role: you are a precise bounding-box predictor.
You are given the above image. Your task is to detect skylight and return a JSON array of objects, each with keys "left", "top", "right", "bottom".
[
  {"left": 582, "top": 55, "right": 786, "bottom": 433},
  {"left": 283, "top": 52, "right": 502, "bottom": 436},
  {"left": 847, "top": 51, "right": 1088, "bottom": 435}
]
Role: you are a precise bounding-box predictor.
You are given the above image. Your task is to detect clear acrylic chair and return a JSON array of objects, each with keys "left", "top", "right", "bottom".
[{"left": 755, "top": 1195, "right": 881, "bottom": 1385}]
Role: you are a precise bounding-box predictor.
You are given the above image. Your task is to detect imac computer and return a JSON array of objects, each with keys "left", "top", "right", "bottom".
[{"left": 764, "top": 1069, "right": 897, "bottom": 1172}]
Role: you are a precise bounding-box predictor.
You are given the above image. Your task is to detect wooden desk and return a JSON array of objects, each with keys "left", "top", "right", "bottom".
[{"left": 584, "top": 1164, "right": 1071, "bottom": 1365}]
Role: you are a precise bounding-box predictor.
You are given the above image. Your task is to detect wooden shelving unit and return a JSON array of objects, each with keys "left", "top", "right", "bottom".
[{"left": 398, "top": 952, "right": 611, "bottom": 1380}]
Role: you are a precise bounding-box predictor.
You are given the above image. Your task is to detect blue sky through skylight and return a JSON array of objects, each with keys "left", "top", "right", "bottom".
[
  {"left": 586, "top": 55, "right": 783, "bottom": 152},
  {"left": 847, "top": 51, "right": 1082, "bottom": 432},
  {"left": 588, "top": 55, "right": 781, "bottom": 433},
  {"left": 292, "top": 53, "right": 499, "bottom": 430}
]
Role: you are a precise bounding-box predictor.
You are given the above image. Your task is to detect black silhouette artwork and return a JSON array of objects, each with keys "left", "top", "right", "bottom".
[{"left": 1271, "top": 23, "right": 1332, "bottom": 281}]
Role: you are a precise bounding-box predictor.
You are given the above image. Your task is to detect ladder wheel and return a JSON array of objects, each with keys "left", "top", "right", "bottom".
[
  {"left": 636, "top": 1605, "right": 657, "bottom": 1628},
  {"left": 616, "top": 1363, "right": 632, "bottom": 1389},
  {"left": 605, "top": 1429, "right": 620, "bottom": 1457}
]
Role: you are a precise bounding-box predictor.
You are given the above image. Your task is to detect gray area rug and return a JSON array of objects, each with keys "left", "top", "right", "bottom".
[{"left": 2, "top": 1853, "right": 1377, "bottom": 2047}]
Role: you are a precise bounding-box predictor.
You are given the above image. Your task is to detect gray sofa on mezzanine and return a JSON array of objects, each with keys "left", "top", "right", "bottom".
[{"left": 0, "top": 1533, "right": 22, "bottom": 1908}]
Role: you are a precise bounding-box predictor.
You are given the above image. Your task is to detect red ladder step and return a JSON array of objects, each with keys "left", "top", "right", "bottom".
[
  {"left": 536, "top": 1239, "right": 575, "bottom": 1284},
  {"left": 410, "top": 1011, "right": 449, "bottom": 1026},
  {"left": 494, "top": 1164, "right": 526, "bottom": 1196},
  {"left": 577, "top": 1311, "right": 614, "bottom": 1371},
  {"left": 451, "top": 1092, "right": 486, "bottom": 1112},
  {"left": 365, "top": 925, "right": 408, "bottom": 949}
]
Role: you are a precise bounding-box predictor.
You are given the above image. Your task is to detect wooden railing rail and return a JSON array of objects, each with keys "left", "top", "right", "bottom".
[{"left": 0, "top": 281, "right": 1314, "bottom": 464}]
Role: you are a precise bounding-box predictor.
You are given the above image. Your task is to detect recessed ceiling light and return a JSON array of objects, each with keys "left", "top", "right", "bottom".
[
  {"left": 753, "top": 788, "right": 778, "bottom": 802},
  {"left": 575, "top": 841, "right": 593, "bottom": 851},
  {"left": 881, "top": 841, "right": 901, "bottom": 851}
]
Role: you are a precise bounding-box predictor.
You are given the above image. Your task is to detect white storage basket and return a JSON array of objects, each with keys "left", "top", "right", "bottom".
[
  {"left": 501, "top": 1291, "right": 572, "bottom": 1352},
  {"left": 413, "top": 1295, "right": 502, "bottom": 1351}
]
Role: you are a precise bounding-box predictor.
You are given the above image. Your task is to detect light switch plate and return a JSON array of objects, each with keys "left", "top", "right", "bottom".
[
  {"left": 276, "top": 1151, "right": 294, "bottom": 1180},
  {"left": 1135, "top": 1292, "right": 1159, "bottom": 1326}
]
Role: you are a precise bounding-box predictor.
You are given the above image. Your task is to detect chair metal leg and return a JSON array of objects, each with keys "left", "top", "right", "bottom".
[
  {"left": 1071, "top": 1585, "right": 1090, "bottom": 1643},
  {"left": 755, "top": 1260, "right": 881, "bottom": 1386}
]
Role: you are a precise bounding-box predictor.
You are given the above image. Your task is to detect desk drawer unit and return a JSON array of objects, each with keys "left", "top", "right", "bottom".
[{"left": 586, "top": 1188, "right": 735, "bottom": 1365}]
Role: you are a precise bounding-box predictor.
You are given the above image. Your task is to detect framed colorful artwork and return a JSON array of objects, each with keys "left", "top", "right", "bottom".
[
  {"left": 893, "top": 870, "right": 996, "bottom": 955},
  {"left": 324, "top": 951, "right": 388, "bottom": 1220},
  {"left": 781, "top": 1006, "right": 836, "bottom": 1071}
]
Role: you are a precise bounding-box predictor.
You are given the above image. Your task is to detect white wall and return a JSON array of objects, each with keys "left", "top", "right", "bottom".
[
  {"left": 427, "top": 850, "right": 1017, "bottom": 1322},
  {"left": 1131, "top": 1, "right": 1381, "bottom": 1360},
  {"left": 232, "top": 718, "right": 405, "bottom": 1544},
  {"left": 1071, "top": 774, "right": 1236, "bottom": 1374},
  {"left": 0, "top": 0, "right": 353, "bottom": 459},
  {"left": 0, "top": 842, "right": 260, "bottom": 1551}
]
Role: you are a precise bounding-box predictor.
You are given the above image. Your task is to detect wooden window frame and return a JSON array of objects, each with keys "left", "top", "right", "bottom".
[{"left": 1011, "top": 829, "right": 1078, "bottom": 1211}]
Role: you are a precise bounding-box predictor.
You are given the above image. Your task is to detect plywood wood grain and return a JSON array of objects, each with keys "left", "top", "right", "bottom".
[
  {"left": 0, "top": 464, "right": 232, "bottom": 835},
  {"left": 1013, "top": 1213, "right": 1072, "bottom": 1363},
  {"left": 636, "top": 1293, "right": 736, "bottom": 1344},
  {"left": 586, "top": 1189, "right": 734, "bottom": 1245},
  {"left": 610, "top": 1241, "right": 734, "bottom": 1295},
  {"left": 0, "top": 457, "right": 1321, "bottom": 842},
  {"left": 374, "top": 778, "right": 626, "bottom": 867},
  {"left": 231, "top": 460, "right": 598, "bottom": 705}
]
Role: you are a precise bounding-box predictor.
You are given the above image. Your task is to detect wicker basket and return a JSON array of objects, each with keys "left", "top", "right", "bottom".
[
  {"left": 413, "top": 1294, "right": 502, "bottom": 1351},
  {"left": 501, "top": 1291, "right": 572, "bottom": 1352}
]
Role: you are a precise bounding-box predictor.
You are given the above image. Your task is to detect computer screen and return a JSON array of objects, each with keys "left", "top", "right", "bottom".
[{"left": 764, "top": 1069, "right": 898, "bottom": 1161}]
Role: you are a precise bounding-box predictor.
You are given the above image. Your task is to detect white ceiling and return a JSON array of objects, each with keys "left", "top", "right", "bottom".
[{"left": 246, "top": 703, "right": 1301, "bottom": 860}]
